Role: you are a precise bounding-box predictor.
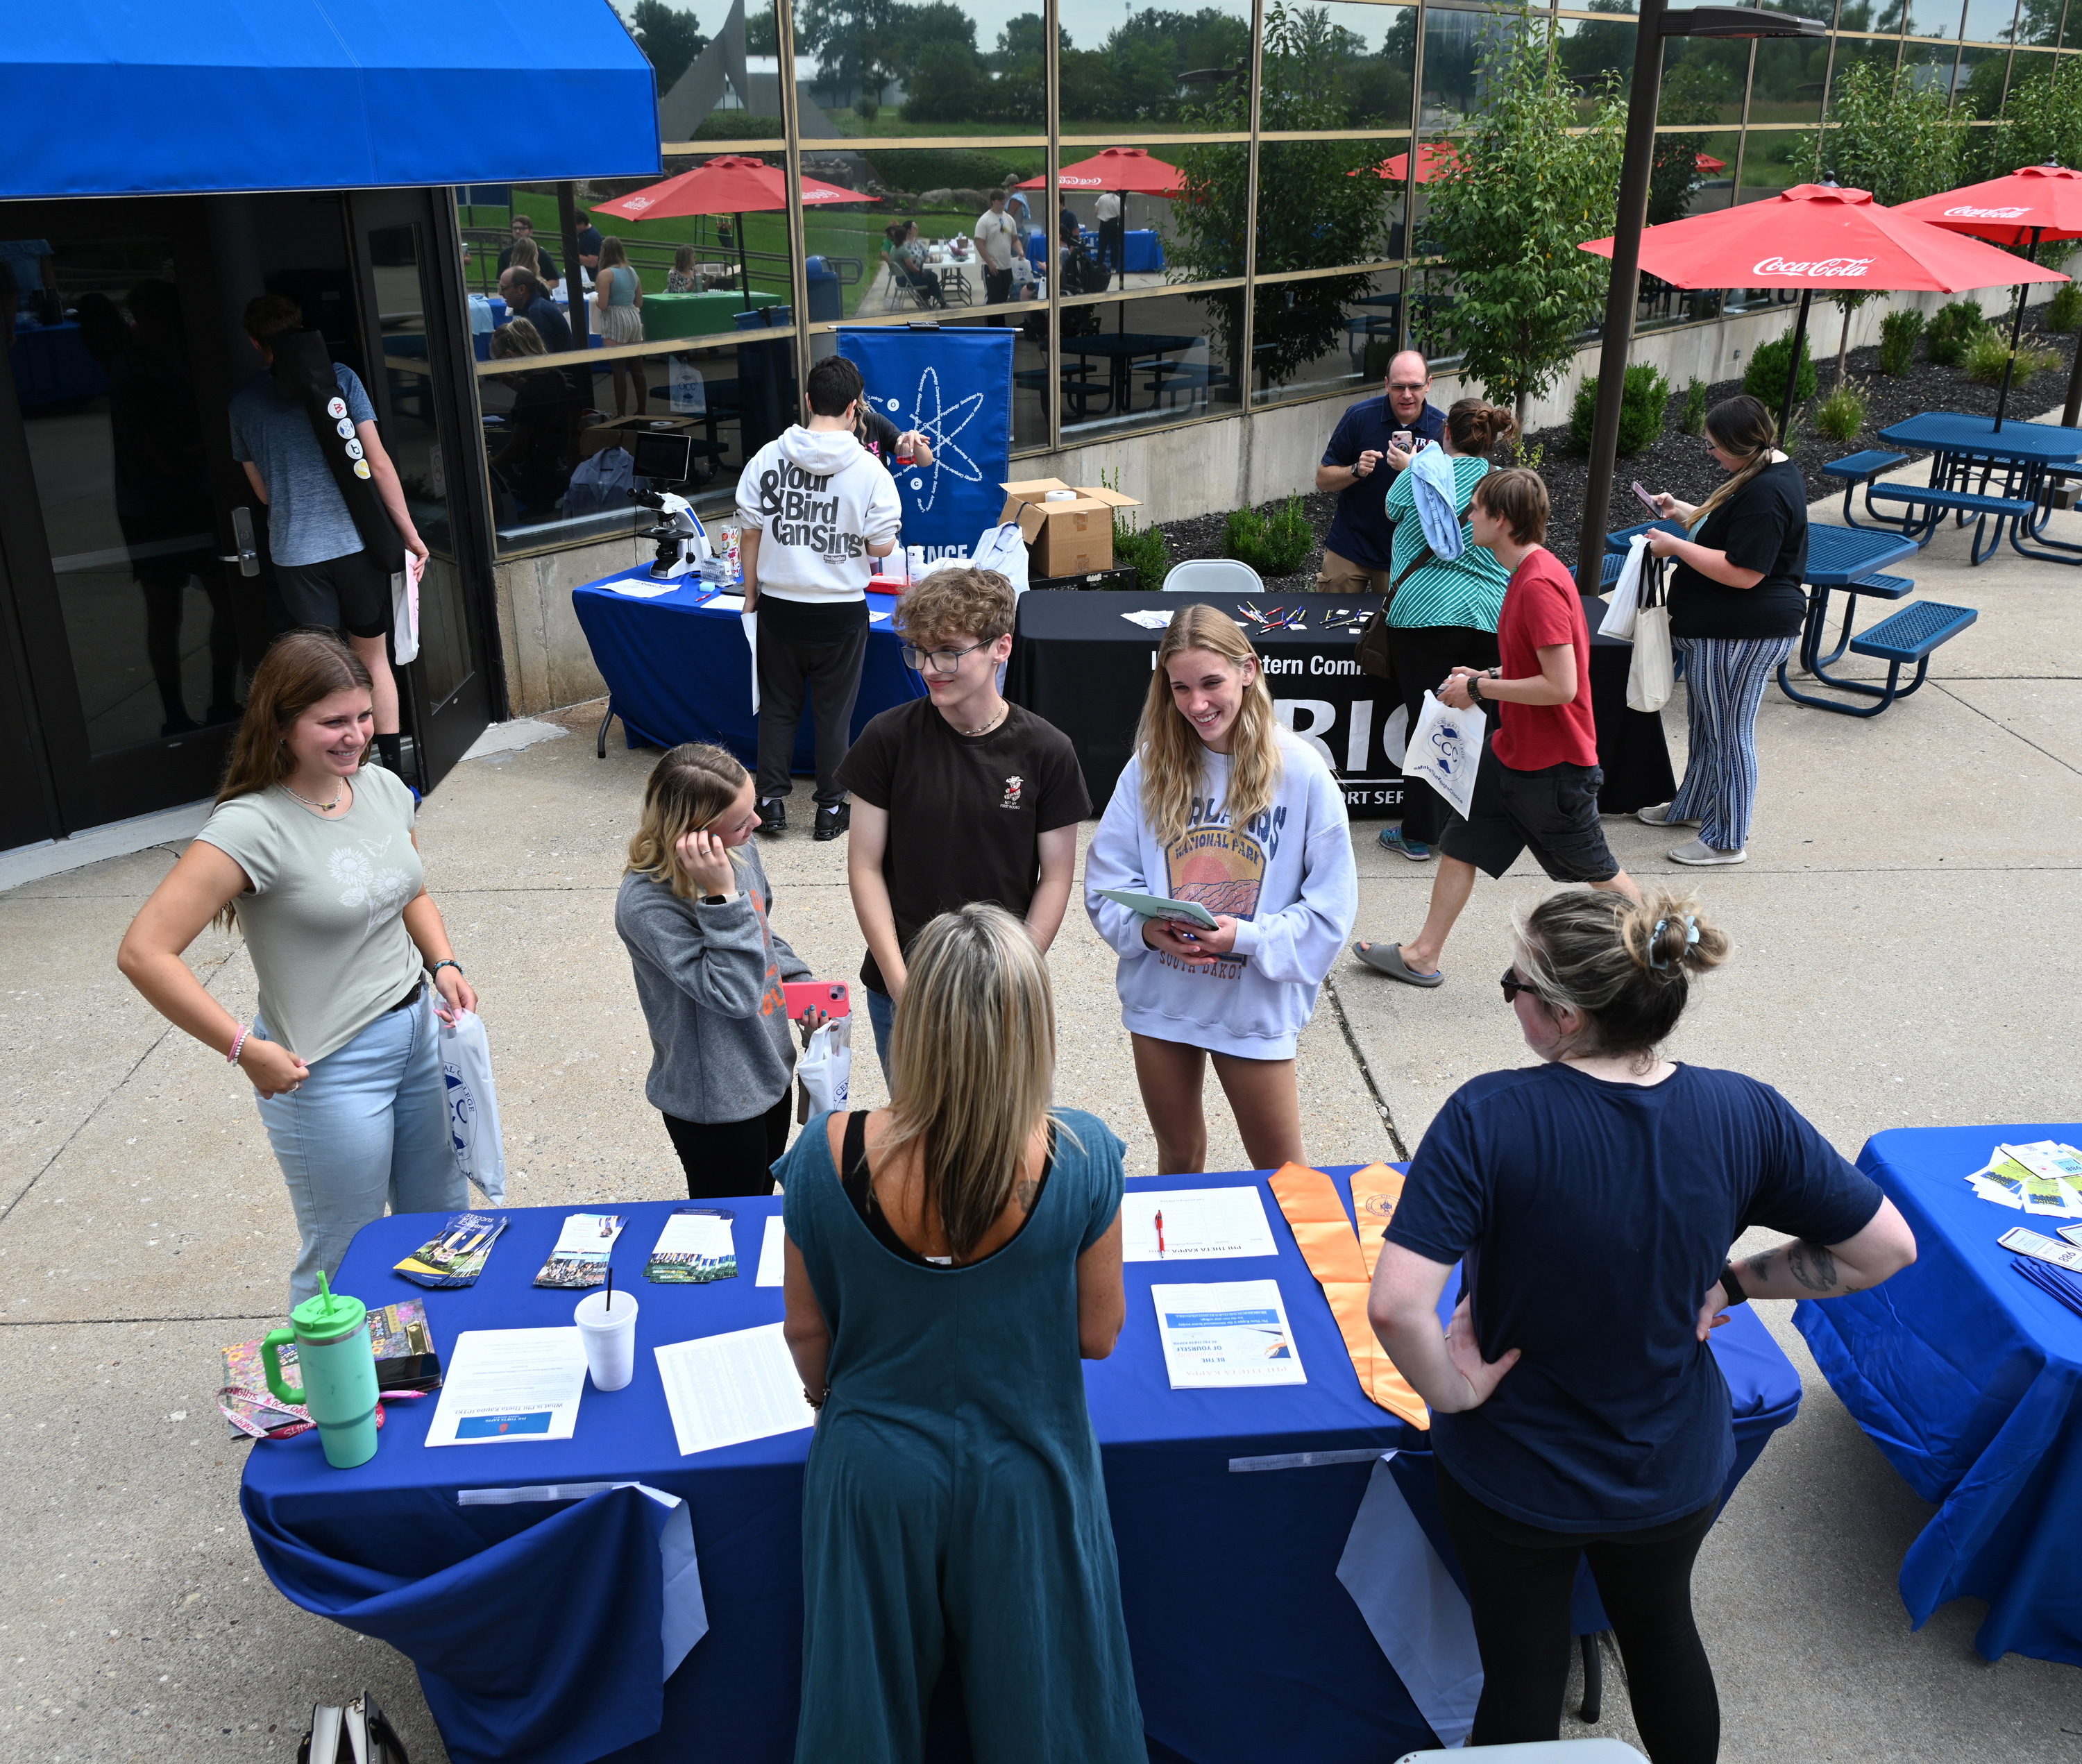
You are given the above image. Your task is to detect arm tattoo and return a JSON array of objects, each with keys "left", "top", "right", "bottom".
[
  {"left": 1744, "top": 1249, "right": 1775, "bottom": 1287},
  {"left": 1015, "top": 1178, "right": 1039, "bottom": 1216},
  {"left": 1786, "top": 1242, "right": 1838, "bottom": 1293}
]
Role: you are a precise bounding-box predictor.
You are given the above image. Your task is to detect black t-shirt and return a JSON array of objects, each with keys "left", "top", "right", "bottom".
[
  {"left": 855, "top": 407, "right": 901, "bottom": 463},
  {"left": 1668, "top": 459, "right": 1810, "bottom": 641},
  {"left": 1388, "top": 1060, "right": 1882, "bottom": 1532},
  {"left": 836, "top": 697, "right": 1092, "bottom": 994},
  {"left": 498, "top": 241, "right": 560, "bottom": 281}
]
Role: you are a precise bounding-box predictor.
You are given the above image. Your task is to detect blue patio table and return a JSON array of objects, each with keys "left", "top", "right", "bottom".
[
  {"left": 1874, "top": 412, "right": 2082, "bottom": 563},
  {"left": 240, "top": 1169, "right": 1802, "bottom": 1764},
  {"left": 1795, "top": 1123, "right": 2082, "bottom": 1668},
  {"left": 1061, "top": 331, "right": 1202, "bottom": 415}
]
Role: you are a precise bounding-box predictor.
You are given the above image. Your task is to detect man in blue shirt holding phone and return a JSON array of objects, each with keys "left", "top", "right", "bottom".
[{"left": 1315, "top": 350, "right": 1446, "bottom": 595}]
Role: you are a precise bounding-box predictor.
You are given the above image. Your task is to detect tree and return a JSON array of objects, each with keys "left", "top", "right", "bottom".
[
  {"left": 1987, "top": 51, "right": 2082, "bottom": 171},
  {"left": 1648, "top": 62, "right": 1730, "bottom": 227},
  {"left": 1419, "top": 4, "right": 1625, "bottom": 424},
  {"left": 745, "top": 6, "right": 777, "bottom": 53},
  {"left": 628, "top": 0, "right": 708, "bottom": 91},
  {"left": 1795, "top": 60, "right": 1965, "bottom": 382}
]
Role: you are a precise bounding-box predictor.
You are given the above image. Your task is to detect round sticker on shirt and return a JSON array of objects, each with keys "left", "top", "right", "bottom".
[
  {"left": 344, "top": 438, "right": 365, "bottom": 460},
  {"left": 352, "top": 459, "right": 372, "bottom": 480},
  {"left": 326, "top": 396, "right": 348, "bottom": 421},
  {"left": 335, "top": 418, "right": 355, "bottom": 439}
]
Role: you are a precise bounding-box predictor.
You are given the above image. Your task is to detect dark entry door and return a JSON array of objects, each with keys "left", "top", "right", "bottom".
[
  {"left": 0, "top": 198, "right": 269, "bottom": 833},
  {"left": 346, "top": 189, "right": 497, "bottom": 789}
]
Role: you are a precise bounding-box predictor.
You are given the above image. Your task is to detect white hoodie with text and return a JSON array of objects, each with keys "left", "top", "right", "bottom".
[
  {"left": 736, "top": 425, "right": 902, "bottom": 605},
  {"left": 1085, "top": 727, "right": 1357, "bottom": 1061}
]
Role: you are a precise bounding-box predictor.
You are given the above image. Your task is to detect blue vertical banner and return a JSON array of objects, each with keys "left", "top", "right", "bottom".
[{"left": 836, "top": 326, "right": 1013, "bottom": 561}]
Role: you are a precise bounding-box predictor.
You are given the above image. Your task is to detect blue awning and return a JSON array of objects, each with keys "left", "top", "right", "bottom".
[{"left": 3, "top": 0, "right": 661, "bottom": 200}]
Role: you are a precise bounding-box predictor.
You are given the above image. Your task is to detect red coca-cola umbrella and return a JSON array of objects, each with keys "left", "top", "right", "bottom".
[
  {"left": 1694, "top": 151, "right": 1727, "bottom": 173},
  {"left": 1015, "top": 147, "right": 1186, "bottom": 196},
  {"left": 1582, "top": 181, "right": 2068, "bottom": 440},
  {"left": 1893, "top": 163, "right": 2082, "bottom": 424},
  {"left": 594, "top": 155, "right": 874, "bottom": 310},
  {"left": 1366, "top": 142, "right": 1461, "bottom": 185}
]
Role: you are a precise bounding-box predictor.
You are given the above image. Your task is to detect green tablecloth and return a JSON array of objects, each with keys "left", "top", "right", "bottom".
[{"left": 641, "top": 289, "right": 781, "bottom": 341}]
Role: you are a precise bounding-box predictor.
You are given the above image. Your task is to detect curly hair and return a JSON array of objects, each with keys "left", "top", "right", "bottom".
[{"left": 892, "top": 568, "right": 1017, "bottom": 647}]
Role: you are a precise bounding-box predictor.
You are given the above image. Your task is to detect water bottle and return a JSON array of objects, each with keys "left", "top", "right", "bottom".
[{"left": 261, "top": 1272, "right": 381, "bottom": 1469}]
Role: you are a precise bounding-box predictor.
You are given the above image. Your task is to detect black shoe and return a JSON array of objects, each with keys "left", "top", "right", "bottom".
[
  {"left": 814, "top": 802, "right": 850, "bottom": 842},
  {"left": 757, "top": 798, "right": 786, "bottom": 836}
]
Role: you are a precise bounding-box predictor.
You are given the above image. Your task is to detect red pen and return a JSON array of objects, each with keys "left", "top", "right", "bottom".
[{"left": 1155, "top": 1210, "right": 1165, "bottom": 1257}]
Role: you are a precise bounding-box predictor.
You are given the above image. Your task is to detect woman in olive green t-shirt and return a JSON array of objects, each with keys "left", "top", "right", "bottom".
[{"left": 119, "top": 630, "right": 477, "bottom": 1304}]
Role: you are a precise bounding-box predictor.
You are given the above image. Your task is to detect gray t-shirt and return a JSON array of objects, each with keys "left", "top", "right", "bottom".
[
  {"left": 228, "top": 364, "right": 377, "bottom": 567},
  {"left": 196, "top": 766, "right": 425, "bottom": 1062}
]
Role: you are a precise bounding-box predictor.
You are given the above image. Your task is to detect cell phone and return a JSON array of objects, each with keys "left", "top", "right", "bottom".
[
  {"left": 781, "top": 981, "right": 850, "bottom": 1021},
  {"left": 1632, "top": 480, "right": 1660, "bottom": 511},
  {"left": 1392, "top": 429, "right": 1414, "bottom": 451}
]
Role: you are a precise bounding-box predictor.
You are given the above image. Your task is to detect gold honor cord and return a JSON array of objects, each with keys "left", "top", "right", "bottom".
[{"left": 1267, "top": 1162, "right": 1430, "bottom": 1430}]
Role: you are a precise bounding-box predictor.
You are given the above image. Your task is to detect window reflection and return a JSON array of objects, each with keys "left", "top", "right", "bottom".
[
  {"left": 1056, "top": 0, "right": 1253, "bottom": 133},
  {"left": 1421, "top": 8, "right": 1518, "bottom": 128},
  {"left": 1906, "top": 0, "right": 1965, "bottom": 35},
  {"left": 796, "top": 0, "right": 1044, "bottom": 135},
  {"left": 1251, "top": 271, "right": 1406, "bottom": 405},
  {"left": 1058, "top": 294, "right": 1235, "bottom": 434},
  {"left": 1962, "top": 0, "right": 2021, "bottom": 35},
  {"left": 1261, "top": 3, "right": 1418, "bottom": 132},
  {"left": 1555, "top": 15, "right": 1637, "bottom": 105},
  {"left": 1257, "top": 142, "right": 1405, "bottom": 273},
  {"left": 1750, "top": 38, "right": 1831, "bottom": 125}
]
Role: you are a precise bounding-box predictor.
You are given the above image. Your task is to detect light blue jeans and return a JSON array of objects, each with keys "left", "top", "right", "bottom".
[{"left": 255, "top": 988, "right": 464, "bottom": 1305}]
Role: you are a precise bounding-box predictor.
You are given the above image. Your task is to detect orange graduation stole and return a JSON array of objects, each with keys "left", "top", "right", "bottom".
[{"left": 1267, "top": 1161, "right": 1430, "bottom": 1429}]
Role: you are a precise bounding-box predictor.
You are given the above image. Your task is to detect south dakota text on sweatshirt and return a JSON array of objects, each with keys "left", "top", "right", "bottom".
[
  {"left": 735, "top": 425, "right": 902, "bottom": 606},
  {"left": 1084, "top": 726, "right": 1357, "bottom": 1061}
]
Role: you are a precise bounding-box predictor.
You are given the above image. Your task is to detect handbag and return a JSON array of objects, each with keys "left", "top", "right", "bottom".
[
  {"left": 1600, "top": 533, "right": 1651, "bottom": 640},
  {"left": 1353, "top": 515, "right": 1469, "bottom": 680},
  {"left": 1625, "top": 553, "right": 1675, "bottom": 713},
  {"left": 299, "top": 1693, "right": 409, "bottom": 1764}
]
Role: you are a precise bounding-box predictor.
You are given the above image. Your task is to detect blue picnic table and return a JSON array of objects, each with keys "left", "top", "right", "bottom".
[{"left": 1872, "top": 412, "right": 2082, "bottom": 565}]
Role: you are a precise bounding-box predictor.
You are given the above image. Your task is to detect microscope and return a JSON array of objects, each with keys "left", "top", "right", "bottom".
[{"left": 632, "top": 487, "right": 710, "bottom": 582}]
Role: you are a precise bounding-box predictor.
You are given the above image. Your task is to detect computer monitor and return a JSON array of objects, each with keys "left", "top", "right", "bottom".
[{"left": 631, "top": 429, "right": 695, "bottom": 484}]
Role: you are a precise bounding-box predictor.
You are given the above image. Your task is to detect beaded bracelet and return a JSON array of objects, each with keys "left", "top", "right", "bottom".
[
  {"left": 227, "top": 1024, "right": 251, "bottom": 1065},
  {"left": 431, "top": 958, "right": 464, "bottom": 978}
]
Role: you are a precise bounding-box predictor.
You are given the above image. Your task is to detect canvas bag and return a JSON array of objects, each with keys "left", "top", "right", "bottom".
[
  {"left": 439, "top": 1009, "right": 508, "bottom": 1203},
  {"left": 1600, "top": 533, "right": 1652, "bottom": 639},
  {"left": 1626, "top": 554, "right": 1675, "bottom": 713},
  {"left": 389, "top": 553, "right": 423, "bottom": 665},
  {"left": 795, "top": 1017, "right": 853, "bottom": 1123},
  {"left": 1403, "top": 689, "right": 1484, "bottom": 820}
]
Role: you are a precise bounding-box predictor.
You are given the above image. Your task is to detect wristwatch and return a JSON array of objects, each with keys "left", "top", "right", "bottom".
[
  {"left": 700, "top": 894, "right": 729, "bottom": 906},
  {"left": 1466, "top": 672, "right": 1484, "bottom": 704},
  {"left": 1720, "top": 1262, "right": 1749, "bottom": 1307}
]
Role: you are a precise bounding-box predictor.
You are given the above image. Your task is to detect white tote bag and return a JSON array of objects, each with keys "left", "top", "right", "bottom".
[
  {"left": 439, "top": 1009, "right": 508, "bottom": 1203},
  {"left": 795, "top": 1017, "right": 853, "bottom": 1123},
  {"left": 1403, "top": 690, "right": 1484, "bottom": 821},
  {"left": 1626, "top": 560, "right": 1675, "bottom": 713},
  {"left": 1600, "top": 533, "right": 1651, "bottom": 640},
  {"left": 389, "top": 553, "right": 423, "bottom": 665}
]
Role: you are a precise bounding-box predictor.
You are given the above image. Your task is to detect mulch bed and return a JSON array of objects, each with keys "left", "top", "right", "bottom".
[{"left": 1147, "top": 315, "right": 2081, "bottom": 588}]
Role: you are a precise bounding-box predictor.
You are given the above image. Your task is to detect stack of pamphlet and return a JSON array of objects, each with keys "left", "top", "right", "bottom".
[
  {"left": 218, "top": 1300, "right": 441, "bottom": 1440},
  {"left": 1963, "top": 1142, "right": 2082, "bottom": 1217}
]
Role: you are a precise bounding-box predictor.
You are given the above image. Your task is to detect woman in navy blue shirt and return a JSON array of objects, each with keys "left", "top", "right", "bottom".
[{"left": 1367, "top": 888, "right": 1915, "bottom": 1762}]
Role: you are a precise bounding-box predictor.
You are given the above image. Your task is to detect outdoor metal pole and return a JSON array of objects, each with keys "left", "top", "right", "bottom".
[
  {"left": 1575, "top": 0, "right": 1670, "bottom": 596},
  {"left": 737, "top": 211, "right": 753, "bottom": 312},
  {"left": 557, "top": 183, "right": 589, "bottom": 351},
  {"left": 1993, "top": 226, "right": 2042, "bottom": 432},
  {"left": 1777, "top": 289, "right": 1812, "bottom": 447}
]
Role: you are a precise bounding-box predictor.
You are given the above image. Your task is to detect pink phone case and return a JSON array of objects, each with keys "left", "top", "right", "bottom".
[{"left": 782, "top": 981, "right": 850, "bottom": 1020}]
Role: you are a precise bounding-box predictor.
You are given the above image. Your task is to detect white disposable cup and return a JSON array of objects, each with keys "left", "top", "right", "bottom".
[{"left": 573, "top": 1289, "right": 639, "bottom": 1391}]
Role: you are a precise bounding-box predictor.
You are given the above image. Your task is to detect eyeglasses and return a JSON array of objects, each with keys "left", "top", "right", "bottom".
[
  {"left": 1388, "top": 381, "right": 1428, "bottom": 392},
  {"left": 1500, "top": 967, "right": 1540, "bottom": 1006},
  {"left": 902, "top": 641, "right": 986, "bottom": 674}
]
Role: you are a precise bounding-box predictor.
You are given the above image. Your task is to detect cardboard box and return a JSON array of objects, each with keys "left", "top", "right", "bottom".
[{"left": 999, "top": 478, "right": 1142, "bottom": 577}]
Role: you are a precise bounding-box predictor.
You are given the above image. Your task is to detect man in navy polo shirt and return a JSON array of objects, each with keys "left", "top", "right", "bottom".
[{"left": 1314, "top": 350, "right": 1446, "bottom": 595}]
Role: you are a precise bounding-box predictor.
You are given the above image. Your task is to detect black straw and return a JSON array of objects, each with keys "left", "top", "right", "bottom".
[{"left": 607, "top": 1269, "right": 614, "bottom": 1311}]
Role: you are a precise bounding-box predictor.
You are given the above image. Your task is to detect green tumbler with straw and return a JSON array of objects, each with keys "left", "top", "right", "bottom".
[{"left": 261, "top": 1272, "right": 380, "bottom": 1468}]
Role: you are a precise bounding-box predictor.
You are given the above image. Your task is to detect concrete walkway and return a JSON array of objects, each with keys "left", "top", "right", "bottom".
[{"left": 4, "top": 478, "right": 2080, "bottom": 1758}]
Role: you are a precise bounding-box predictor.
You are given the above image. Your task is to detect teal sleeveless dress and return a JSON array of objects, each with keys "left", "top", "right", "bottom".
[{"left": 778, "top": 1106, "right": 1144, "bottom": 1763}]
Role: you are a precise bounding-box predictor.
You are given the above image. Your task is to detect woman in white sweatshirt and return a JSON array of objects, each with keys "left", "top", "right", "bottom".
[{"left": 1085, "top": 603, "right": 1357, "bottom": 1173}]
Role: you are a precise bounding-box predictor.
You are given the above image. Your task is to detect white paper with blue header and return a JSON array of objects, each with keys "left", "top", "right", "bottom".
[{"left": 1151, "top": 1280, "right": 1307, "bottom": 1389}]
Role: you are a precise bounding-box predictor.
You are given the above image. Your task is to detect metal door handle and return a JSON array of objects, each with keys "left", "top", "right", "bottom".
[{"left": 221, "top": 506, "right": 260, "bottom": 577}]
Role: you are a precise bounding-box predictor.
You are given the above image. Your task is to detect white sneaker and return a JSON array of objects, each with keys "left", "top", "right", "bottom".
[
  {"left": 1667, "top": 838, "right": 1745, "bottom": 865},
  {"left": 1636, "top": 802, "right": 1702, "bottom": 827}
]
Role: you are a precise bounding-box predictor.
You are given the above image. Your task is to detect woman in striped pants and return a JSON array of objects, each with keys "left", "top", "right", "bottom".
[{"left": 1641, "top": 396, "right": 1810, "bottom": 865}]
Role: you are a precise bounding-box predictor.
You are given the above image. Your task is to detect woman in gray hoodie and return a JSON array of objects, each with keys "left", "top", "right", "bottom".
[{"left": 616, "top": 743, "right": 815, "bottom": 1198}]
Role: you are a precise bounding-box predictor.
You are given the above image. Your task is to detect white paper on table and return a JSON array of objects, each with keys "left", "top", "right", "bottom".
[
  {"left": 552, "top": 1212, "right": 627, "bottom": 1255},
  {"left": 1151, "top": 1279, "right": 1307, "bottom": 1389},
  {"left": 427, "top": 1328, "right": 589, "bottom": 1445},
  {"left": 1122, "top": 1187, "right": 1278, "bottom": 1262},
  {"left": 655, "top": 1322, "right": 818, "bottom": 1455},
  {"left": 650, "top": 1209, "right": 735, "bottom": 1264},
  {"left": 704, "top": 593, "right": 746, "bottom": 613},
  {"left": 1119, "top": 609, "right": 1175, "bottom": 629},
  {"left": 1337, "top": 1452, "right": 1482, "bottom": 1748},
  {"left": 756, "top": 1215, "right": 786, "bottom": 1287},
  {"left": 607, "top": 577, "right": 680, "bottom": 599}
]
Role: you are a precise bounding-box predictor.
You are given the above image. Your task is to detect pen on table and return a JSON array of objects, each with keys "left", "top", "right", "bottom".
[{"left": 1156, "top": 1210, "right": 1166, "bottom": 1257}]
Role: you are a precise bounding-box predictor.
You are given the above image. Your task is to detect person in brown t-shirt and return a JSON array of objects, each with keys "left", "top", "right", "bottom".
[{"left": 838, "top": 568, "right": 1092, "bottom": 1082}]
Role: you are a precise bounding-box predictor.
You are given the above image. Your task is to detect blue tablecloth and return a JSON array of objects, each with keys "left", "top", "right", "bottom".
[
  {"left": 1122, "top": 229, "right": 1164, "bottom": 273},
  {"left": 571, "top": 568, "right": 924, "bottom": 768},
  {"left": 1795, "top": 1123, "right": 2082, "bottom": 1667},
  {"left": 243, "top": 1170, "right": 1801, "bottom": 1764},
  {"left": 8, "top": 321, "right": 108, "bottom": 407}
]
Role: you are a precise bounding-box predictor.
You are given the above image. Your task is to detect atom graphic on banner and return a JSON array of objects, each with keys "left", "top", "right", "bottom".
[{"left": 881, "top": 366, "right": 985, "bottom": 511}]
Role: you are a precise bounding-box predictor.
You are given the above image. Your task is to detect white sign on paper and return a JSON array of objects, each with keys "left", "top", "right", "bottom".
[
  {"left": 426, "top": 1328, "right": 589, "bottom": 1446},
  {"left": 1151, "top": 1279, "right": 1307, "bottom": 1390},
  {"left": 655, "top": 1323, "right": 818, "bottom": 1455},
  {"left": 756, "top": 1215, "right": 786, "bottom": 1287},
  {"left": 1122, "top": 1187, "right": 1278, "bottom": 1262}
]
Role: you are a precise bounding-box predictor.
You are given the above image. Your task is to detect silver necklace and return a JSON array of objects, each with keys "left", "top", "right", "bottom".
[
  {"left": 282, "top": 777, "right": 346, "bottom": 813},
  {"left": 955, "top": 701, "right": 1008, "bottom": 738}
]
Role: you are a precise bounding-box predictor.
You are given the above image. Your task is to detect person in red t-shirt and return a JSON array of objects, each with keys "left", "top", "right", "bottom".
[{"left": 1354, "top": 469, "right": 1639, "bottom": 987}]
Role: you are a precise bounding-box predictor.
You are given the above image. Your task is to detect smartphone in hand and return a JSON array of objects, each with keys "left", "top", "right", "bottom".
[
  {"left": 1632, "top": 480, "right": 1660, "bottom": 513},
  {"left": 1392, "top": 429, "right": 1414, "bottom": 452},
  {"left": 781, "top": 981, "right": 850, "bottom": 1021}
]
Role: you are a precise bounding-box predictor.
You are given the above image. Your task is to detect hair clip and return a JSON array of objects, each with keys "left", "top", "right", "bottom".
[{"left": 1649, "top": 914, "right": 1700, "bottom": 970}]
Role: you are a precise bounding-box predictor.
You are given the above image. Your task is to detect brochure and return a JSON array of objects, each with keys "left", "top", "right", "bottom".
[
  {"left": 426, "top": 1328, "right": 588, "bottom": 1446},
  {"left": 756, "top": 1215, "right": 786, "bottom": 1287},
  {"left": 218, "top": 1299, "right": 439, "bottom": 1439},
  {"left": 1092, "top": 888, "right": 1220, "bottom": 931},
  {"left": 394, "top": 1212, "right": 510, "bottom": 1289},
  {"left": 1151, "top": 1279, "right": 1307, "bottom": 1390},
  {"left": 532, "top": 1212, "right": 627, "bottom": 1289},
  {"left": 645, "top": 1207, "right": 738, "bottom": 1283},
  {"left": 1121, "top": 1187, "right": 1278, "bottom": 1262}
]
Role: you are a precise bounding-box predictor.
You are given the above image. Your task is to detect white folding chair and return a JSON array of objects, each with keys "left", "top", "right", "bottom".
[
  {"left": 1161, "top": 558, "right": 1264, "bottom": 594},
  {"left": 1396, "top": 1742, "right": 1648, "bottom": 1763}
]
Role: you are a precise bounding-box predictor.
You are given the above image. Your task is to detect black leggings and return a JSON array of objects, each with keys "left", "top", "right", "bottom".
[
  {"left": 661, "top": 1092, "right": 792, "bottom": 1201},
  {"left": 1434, "top": 1460, "right": 1720, "bottom": 1764},
  {"left": 1390, "top": 624, "right": 1500, "bottom": 845}
]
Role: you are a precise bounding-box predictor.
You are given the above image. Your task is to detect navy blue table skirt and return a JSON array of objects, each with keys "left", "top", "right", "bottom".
[
  {"left": 244, "top": 1169, "right": 1800, "bottom": 1764},
  {"left": 572, "top": 570, "right": 925, "bottom": 766}
]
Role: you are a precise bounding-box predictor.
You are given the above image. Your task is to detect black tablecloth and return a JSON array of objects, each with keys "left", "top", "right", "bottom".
[{"left": 1006, "top": 591, "right": 1675, "bottom": 818}]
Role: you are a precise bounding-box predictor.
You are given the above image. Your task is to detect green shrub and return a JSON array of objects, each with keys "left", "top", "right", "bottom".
[
  {"left": 1963, "top": 329, "right": 2062, "bottom": 386},
  {"left": 2047, "top": 281, "right": 2082, "bottom": 333},
  {"left": 1225, "top": 496, "right": 1314, "bottom": 577},
  {"left": 1568, "top": 363, "right": 1673, "bottom": 457},
  {"left": 1927, "top": 299, "right": 1988, "bottom": 366},
  {"left": 1100, "top": 466, "right": 1171, "bottom": 590},
  {"left": 1742, "top": 332, "right": 1818, "bottom": 409},
  {"left": 1508, "top": 435, "right": 1546, "bottom": 472},
  {"left": 1680, "top": 376, "right": 1708, "bottom": 434},
  {"left": 1815, "top": 379, "right": 1867, "bottom": 443},
  {"left": 862, "top": 149, "right": 1040, "bottom": 198},
  {"left": 1877, "top": 308, "right": 1926, "bottom": 376}
]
